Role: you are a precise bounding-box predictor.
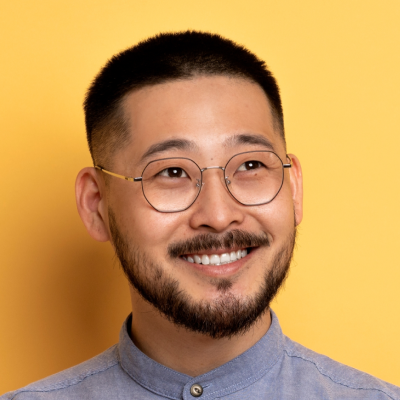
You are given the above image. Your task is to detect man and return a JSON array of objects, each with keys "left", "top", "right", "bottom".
[{"left": 2, "top": 31, "right": 399, "bottom": 399}]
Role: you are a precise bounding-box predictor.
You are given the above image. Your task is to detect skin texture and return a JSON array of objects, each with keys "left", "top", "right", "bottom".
[{"left": 75, "top": 76, "right": 303, "bottom": 376}]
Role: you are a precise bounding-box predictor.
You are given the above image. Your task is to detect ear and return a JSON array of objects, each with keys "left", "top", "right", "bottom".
[
  {"left": 75, "top": 167, "right": 110, "bottom": 242},
  {"left": 287, "top": 154, "right": 303, "bottom": 226}
]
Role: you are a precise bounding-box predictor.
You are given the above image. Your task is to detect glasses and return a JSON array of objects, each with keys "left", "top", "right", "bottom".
[{"left": 95, "top": 150, "right": 291, "bottom": 213}]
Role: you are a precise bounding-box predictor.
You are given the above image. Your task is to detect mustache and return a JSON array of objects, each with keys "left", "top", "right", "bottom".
[{"left": 168, "top": 230, "right": 270, "bottom": 258}]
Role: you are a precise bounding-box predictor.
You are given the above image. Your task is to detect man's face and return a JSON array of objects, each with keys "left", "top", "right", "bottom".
[{"left": 103, "top": 76, "right": 302, "bottom": 337}]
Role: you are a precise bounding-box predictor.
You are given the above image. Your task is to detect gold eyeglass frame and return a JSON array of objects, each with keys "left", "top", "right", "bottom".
[{"left": 95, "top": 151, "right": 292, "bottom": 212}]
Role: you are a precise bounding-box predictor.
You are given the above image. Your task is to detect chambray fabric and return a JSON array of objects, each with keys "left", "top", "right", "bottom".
[{"left": 2, "top": 311, "right": 400, "bottom": 400}]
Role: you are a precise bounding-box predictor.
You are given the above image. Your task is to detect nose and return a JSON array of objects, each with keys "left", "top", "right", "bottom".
[{"left": 188, "top": 168, "right": 245, "bottom": 233}]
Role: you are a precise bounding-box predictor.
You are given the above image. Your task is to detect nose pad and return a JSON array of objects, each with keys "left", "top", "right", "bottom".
[
  {"left": 189, "top": 169, "right": 244, "bottom": 232},
  {"left": 200, "top": 175, "right": 229, "bottom": 187},
  {"left": 196, "top": 168, "right": 232, "bottom": 200},
  {"left": 198, "top": 171, "right": 232, "bottom": 200}
]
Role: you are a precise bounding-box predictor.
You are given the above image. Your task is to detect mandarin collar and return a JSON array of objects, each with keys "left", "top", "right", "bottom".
[{"left": 118, "top": 310, "right": 284, "bottom": 399}]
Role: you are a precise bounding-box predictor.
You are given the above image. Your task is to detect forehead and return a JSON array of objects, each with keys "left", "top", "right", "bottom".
[{"left": 121, "top": 76, "right": 284, "bottom": 165}]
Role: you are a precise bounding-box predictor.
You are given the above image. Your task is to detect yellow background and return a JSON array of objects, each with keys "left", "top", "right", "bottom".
[{"left": 1, "top": 0, "right": 399, "bottom": 393}]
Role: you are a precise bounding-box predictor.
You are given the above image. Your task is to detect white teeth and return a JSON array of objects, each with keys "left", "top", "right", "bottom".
[
  {"left": 194, "top": 255, "right": 202, "bottom": 264},
  {"left": 210, "top": 255, "right": 220, "bottom": 265},
  {"left": 184, "top": 249, "right": 249, "bottom": 265},
  {"left": 202, "top": 254, "right": 210, "bottom": 265},
  {"left": 220, "top": 253, "right": 230, "bottom": 263}
]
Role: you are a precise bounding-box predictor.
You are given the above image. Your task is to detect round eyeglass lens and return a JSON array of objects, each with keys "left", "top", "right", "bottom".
[
  {"left": 224, "top": 151, "right": 284, "bottom": 205},
  {"left": 141, "top": 158, "right": 202, "bottom": 212}
]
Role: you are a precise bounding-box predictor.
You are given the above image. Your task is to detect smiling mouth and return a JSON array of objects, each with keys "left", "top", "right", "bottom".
[{"left": 181, "top": 247, "right": 252, "bottom": 266}]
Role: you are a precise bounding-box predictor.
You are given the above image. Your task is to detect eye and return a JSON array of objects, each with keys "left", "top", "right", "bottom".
[
  {"left": 158, "top": 167, "right": 188, "bottom": 178},
  {"left": 237, "top": 160, "right": 265, "bottom": 171}
]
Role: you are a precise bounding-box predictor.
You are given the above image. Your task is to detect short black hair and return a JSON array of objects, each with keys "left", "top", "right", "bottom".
[{"left": 84, "top": 31, "right": 285, "bottom": 165}]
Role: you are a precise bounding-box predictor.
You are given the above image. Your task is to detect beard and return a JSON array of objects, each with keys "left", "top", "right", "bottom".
[{"left": 109, "top": 209, "right": 296, "bottom": 339}]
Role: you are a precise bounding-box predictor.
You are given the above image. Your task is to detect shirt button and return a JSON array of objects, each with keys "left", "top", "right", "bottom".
[{"left": 190, "top": 383, "right": 203, "bottom": 397}]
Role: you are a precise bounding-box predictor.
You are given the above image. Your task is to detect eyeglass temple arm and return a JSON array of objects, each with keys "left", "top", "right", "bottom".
[
  {"left": 94, "top": 166, "right": 142, "bottom": 182},
  {"left": 283, "top": 154, "right": 292, "bottom": 168}
]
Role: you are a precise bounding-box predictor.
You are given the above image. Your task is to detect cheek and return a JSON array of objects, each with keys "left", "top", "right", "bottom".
[
  {"left": 132, "top": 211, "right": 185, "bottom": 248},
  {"left": 110, "top": 187, "right": 188, "bottom": 252},
  {"left": 249, "top": 185, "right": 295, "bottom": 239}
]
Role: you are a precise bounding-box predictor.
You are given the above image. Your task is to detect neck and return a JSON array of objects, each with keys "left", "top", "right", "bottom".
[{"left": 129, "top": 286, "right": 272, "bottom": 377}]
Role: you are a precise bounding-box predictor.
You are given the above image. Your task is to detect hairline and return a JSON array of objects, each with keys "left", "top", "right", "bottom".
[{"left": 93, "top": 73, "right": 286, "bottom": 168}]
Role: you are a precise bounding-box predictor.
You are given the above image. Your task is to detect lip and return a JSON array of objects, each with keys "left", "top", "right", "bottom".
[{"left": 181, "top": 247, "right": 257, "bottom": 278}]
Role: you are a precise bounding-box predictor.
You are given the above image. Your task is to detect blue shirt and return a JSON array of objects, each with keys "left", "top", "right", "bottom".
[{"left": 2, "top": 311, "right": 400, "bottom": 399}]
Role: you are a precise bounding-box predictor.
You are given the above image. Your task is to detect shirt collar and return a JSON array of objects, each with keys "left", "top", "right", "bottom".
[{"left": 118, "top": 310, "right": 284, "bottom": 399}]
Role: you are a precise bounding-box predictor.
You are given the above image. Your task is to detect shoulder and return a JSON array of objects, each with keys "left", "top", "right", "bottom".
[
  {"left": 1, "top": 345, "right": 120, "bottom": 399},
  {"left": 281, "top": 336, "right": 400, "bottom": 400}
]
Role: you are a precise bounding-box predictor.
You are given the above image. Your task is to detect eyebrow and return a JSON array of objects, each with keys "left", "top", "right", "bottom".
[
  {"left": 139, "top": 138, "right": 199, "bottom": 164},
  {"left": 139, "top": 133, "right": 275, "bottom": 165},
  {"left": 224, "top": 133, "right": 276, "bottom": 151}
]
